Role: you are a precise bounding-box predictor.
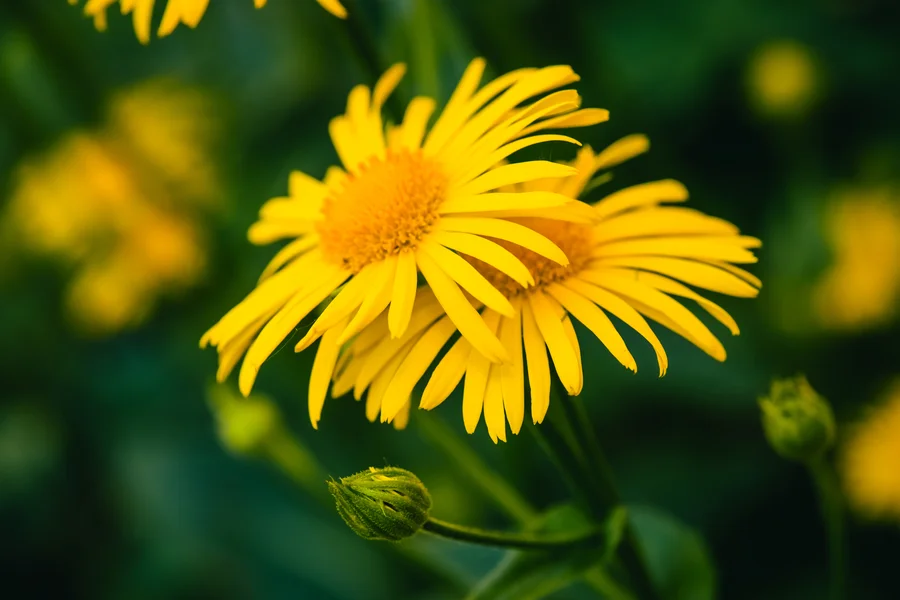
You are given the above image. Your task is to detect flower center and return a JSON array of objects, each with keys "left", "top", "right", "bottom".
[
  {"left": 470, "top": 217, "right": 595, "bottom": 298},
  {"left": 317, "top": 150, "right": 447, "bottom": 273}
]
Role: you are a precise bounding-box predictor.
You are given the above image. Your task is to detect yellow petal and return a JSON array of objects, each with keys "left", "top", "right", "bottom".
[
  {"left": 530, "top": 291, "right": 582, "bottom": 395},
  {"left": 563, "top": 277, "right": 668, "bottom": 376},
  {"left": 288, "top": 169, "right": 328, "bottom": 200},
  {"left": 451, "top": 134, "right": 581, "bottom": 189},
  {"left": 522, "top": 299, "right": 551, "bottom": 423},
  {"left": 382, "top": 316, "right": 456, "bottom": 421},
  {"left": 591, "top": 256, "right": 760, "bottom": 298},
  {"left": 462, "top": 310, "right": 501, "bottom": 433},
  {"left": 593, "top": 236, "right": 760, "bottom": 264},
  {"left": 421, "top": 241, "right": 514, "bottom": 316},
  {"left": 395, "top": 97, "right": 436, "bottom": 150},
  {"left": 439, "top": 66, "right": 579, "bottom": 160},
  {"left": 215, "top": 308, "right": 278, "bottom": 383},
  {"left": 332, "top": 352, "right": 364, "bottom": 398},
  {"left": 560, "top": 315, "right": 583, "bottom": 394},
  {"left": 424, "top": 58, "right": 489, "bottom": 154},
  {"left": 309, "top": 318, "right": 347, "bottom": 429},
  {"left": 316, "top": 0, "right": 347, "bottom": 18},
  {"left": 498, "top": 301, "right": 525, "bottom": 434},
  {"left": 367, "top": 348, "right": 409, "bottom": 422},
  {"left": 238, "top": 268, "right": 350, "bottom": 396},
  {"left": 373, "top": 64, "right": 406, "bottom": 110},
  {"left": 453, "top": 162, "right": 577, "bottom": 198},
  {"left": 202, "top": 252, "right": 323, "bottom": 348},
  {"left": 441, "top": 190, "right": 573, "bottom": 215},
  {"left": 420, "top": 337, "right": 471, "bottom": 410},
  {"left": 432, "top": 230, "right": 533, "bottom": 287},
  {"left": 353, "top": 299, "right": 445, "bottom": 396},
  {"left": 593, "top": 179, "right": 689, "bottom": 219},
  {"left": 247, "top": 219, "right": 316, "bottom": 245},
  {"left": 392, "top": 401, "right": 411, "bottom": 430},
  {"left": 635, "top": 271, "right": 741, "bottom": 335},
  {"left": 592, "top": 207, "right": 740, "bottom": 244},
  {"left": 388, "top": 250, "right": 418, "bottom": 338},
  {"left": 594, "top": 134, "right": 650, "bottom": 170},
  {"left": 329, "top": 116, "right": 365, "bottom": 174},
  {"left": 445, "top": 91, "right": 582, "bottom": 181},
  {"left": 294, "top": 265, "right": 376, "bottom": 352},
  {"left": 518, "top": 108, "right": 610, "bottom": 137},
  {"left": 338, "top": 256, "right": 396, "bottom": 343},
  {"left": 547, "top": 283, "right": 637, "bottom": 372},
  {"left": 708, "top": 260, "right": 763, "bottom": 288},
  {"left": 590, "top": 269, "right": 726, "bottom": 361},
  {"left": 416, "top": 247, "right": 508, "bottom": 363},
  {"left": 439, "top": 217, "right": 569, "bottom": 265},
  {"left": 258, "top": 236, "right": 320, "bottom": 282},
  {"left": 484, "top": 366, "right": 507, "bottom": 443}
]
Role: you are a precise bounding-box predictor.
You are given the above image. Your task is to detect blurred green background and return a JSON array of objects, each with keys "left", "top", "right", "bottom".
[{"left": 1, "top": 0, "right": 899, "bottom": 598}]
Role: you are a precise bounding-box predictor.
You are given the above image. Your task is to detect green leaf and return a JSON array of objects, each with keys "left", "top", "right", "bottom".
[
  {"left": 629, "top": 505, "right": 717, "bottom": 600},
  {"left": 466, "top": 504, "right": 627, "bottom": 600}
]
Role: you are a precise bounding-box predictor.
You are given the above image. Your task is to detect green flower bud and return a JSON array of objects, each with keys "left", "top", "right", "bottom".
[
  {"left": 328, "top": 467, "right": 432, "bottom": 541},
  {"left": 207, "top": 385, "right": 281, "bottom": 456},
  {"left": 760, "top": 375, "right": 836, "bottom": 462}
]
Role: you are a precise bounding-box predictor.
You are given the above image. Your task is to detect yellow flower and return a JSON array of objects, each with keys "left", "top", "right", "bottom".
[
  {"left": 68, "top": 0, "right": 347, "bottom": 44},
  {"left": 841, "top": 379, "right": 900, "bottom": 523},
  {"left": 333, "top": 137, "right": 761, "bottom": 441},
  {"left": 202, "top": 59, "right": 610, "bottom": 427},
  {"left": 4, "top": 80, "right": 217, "bottom": 335},
  {"left": 747, "top": 40, "right": 818, "bottom": 118},
  {"left": 812, "top": 187, "right": 900, "bottom": 331}
]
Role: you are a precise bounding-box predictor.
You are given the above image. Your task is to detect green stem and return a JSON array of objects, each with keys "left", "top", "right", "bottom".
[
  {"left": 528, "top": 408, "right": 592, "bottom": 509},
  {"left": 409, "top": 0, "right": 440, "bottom": 99},
  {"left": 418, "top": 412, "right": 538, "bottom": 525},
  {"left": 541, "top": 381, "right": 660, "bottom": 600},
  {"left": 423, "top": 412, "right": 632, "bottom": 598},
  {"left": 423, "top": 517, "right": 599, "bottom": 551},
  {"left": 808, "top": 456, "right": 846, "bottom": 600},
  {"left": 583, "top": 567, "right": 638, "bottom": 600},
  {"left": 253, "top": 423, "right": 467, "bottom": 594}
]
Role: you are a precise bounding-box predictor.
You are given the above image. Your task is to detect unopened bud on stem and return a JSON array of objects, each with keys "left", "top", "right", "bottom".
[
  {"left": 208, "top": 384, "right": 281, "bottom": 456},
  {"left": 760, "top": 375, "right": 835, "bottom": 462},
  {"left": 328, "top": 467, "right": 432, "bottom": 541}
]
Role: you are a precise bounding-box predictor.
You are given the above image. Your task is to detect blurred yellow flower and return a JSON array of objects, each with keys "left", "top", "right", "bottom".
[
  {"left": 68, "top": 0, "right": 346, "bottom": 44},
  {"left": 842, "top": 379, "right": 900, "bottom": 523},
  {"left": 747, "top": 40, "right": 818, "bottom": 118},
  {"left": 4, "top": 80, "right": 218, "bottom": 335},
  {"left": 331, "top": 138, "right": 762, "bottom": 440},
  {"left": 202, "top": 59, "right": 610, "bottom": 428},
  {"left": 812, "top": 187, "right": 900, "bottom": 331}
]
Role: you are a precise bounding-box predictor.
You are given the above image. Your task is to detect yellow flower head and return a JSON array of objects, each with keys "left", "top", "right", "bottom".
[
  {"left": 202, "top": 59, "right": 611, "bottom": 427},
  {"left": 747, "top": 40, "right": 818, "bottom": 118},
  {"left": 842, "top": 380, "right": 900, "bottom": 523},
  {"left": 812, "top": 187, "right": 900, "bottom": 331},
  {"left": 331, "top": 137, "right": 761, "bottom": 441},
  {"left": 5, "top": 80, "right": 217, "bottom": 335},
  {"left": 68, "top": 0, "right": 346, "bottom": 44}
]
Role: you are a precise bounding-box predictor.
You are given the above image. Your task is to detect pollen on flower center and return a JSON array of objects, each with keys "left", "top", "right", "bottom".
[
  {"left": 317, "top": 150, "right": 447, "bottom": 273},
  {"left": 470, "top": 217, "right": 595, "bottom": 297}
]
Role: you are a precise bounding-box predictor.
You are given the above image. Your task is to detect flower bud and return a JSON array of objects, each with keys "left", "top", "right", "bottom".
[
  {"left": 760, "top": 375, "right": 835, "bottom": 462},
  {"left": 328, "top": 467, "right": 432, "bottom": 541},
  {"left": 207, "top": 385, "right": 281, "bottom": 456}
]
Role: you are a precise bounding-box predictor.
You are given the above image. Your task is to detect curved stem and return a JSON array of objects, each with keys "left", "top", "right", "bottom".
[
  {"left": 418, "top": 412, "right": 538, "bottom": 525},
  {"left": 541, "top": 381, "right": 660, "bottom": 600},
  {"left": 423, "top": 517, "right": 599, "bottom": 551},
  {"left": 808, "top": 456, "right": 845, "bottom": 600}
]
